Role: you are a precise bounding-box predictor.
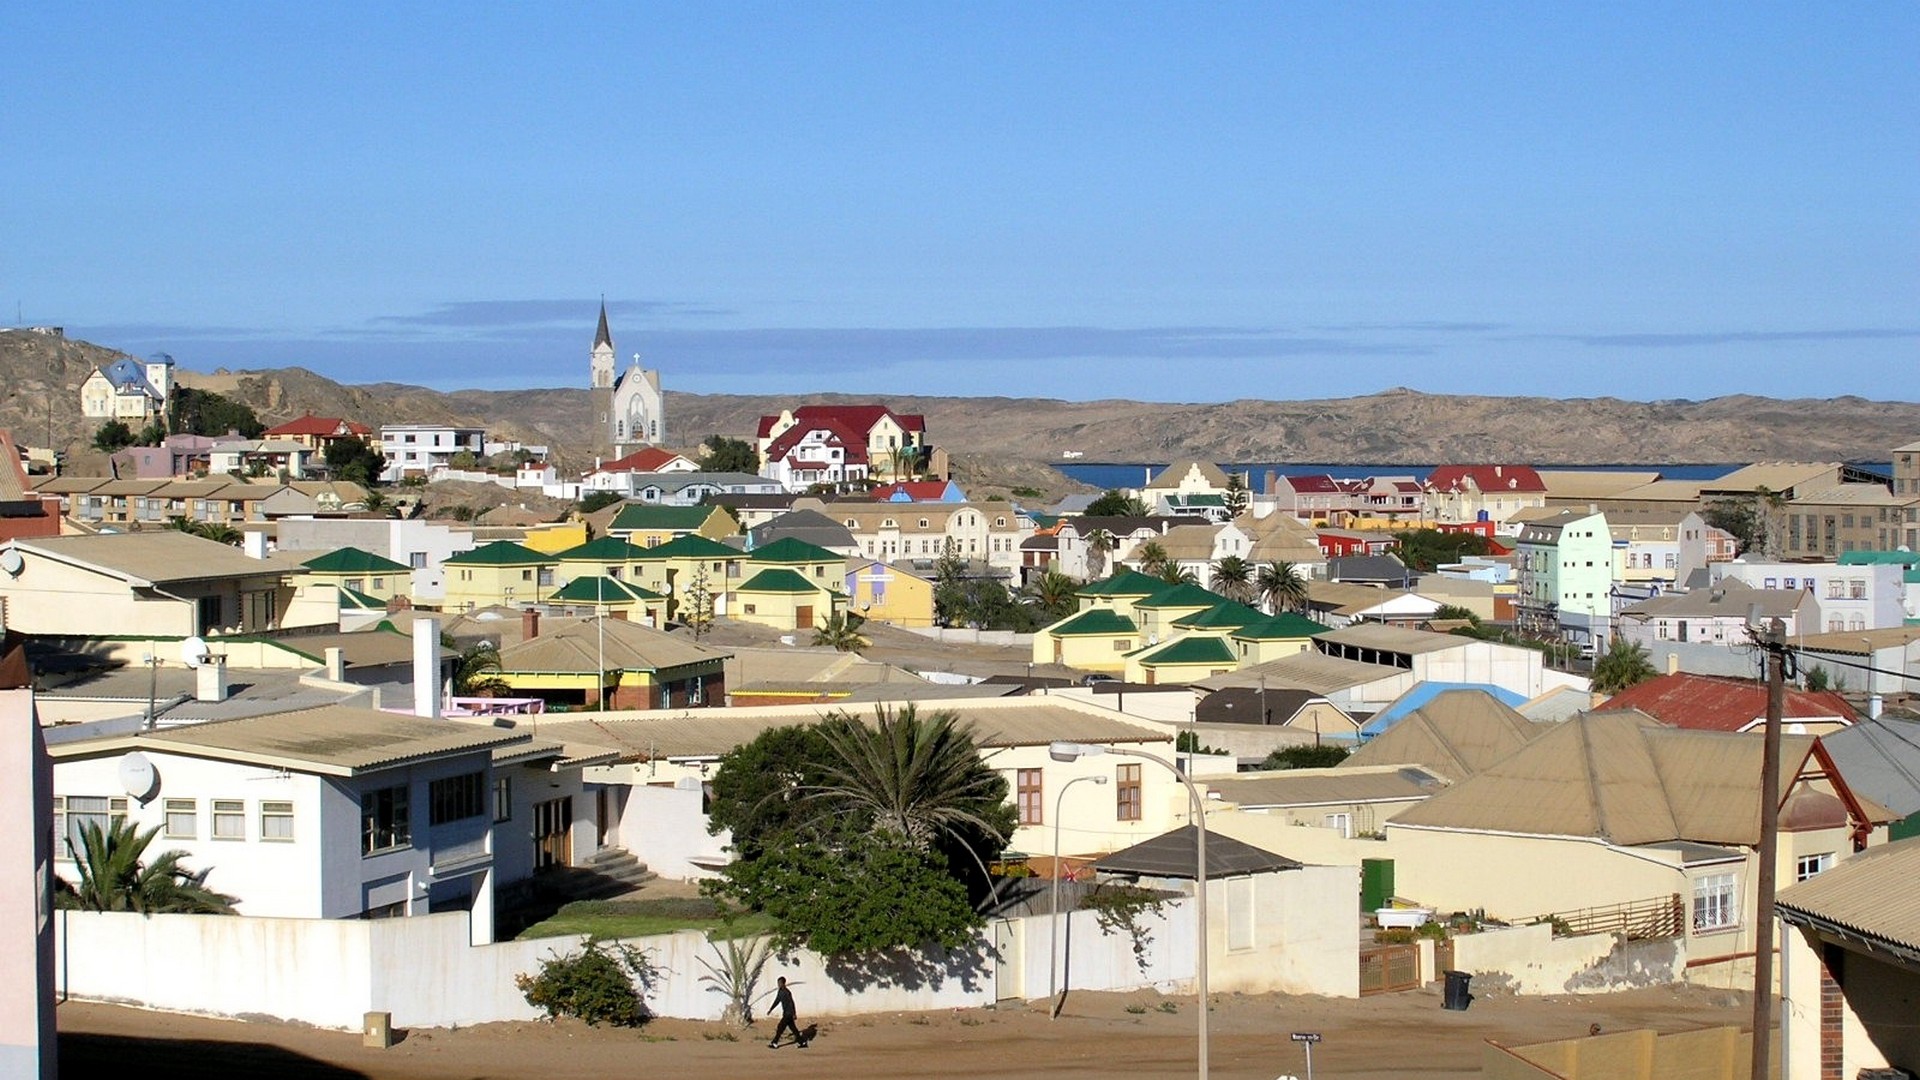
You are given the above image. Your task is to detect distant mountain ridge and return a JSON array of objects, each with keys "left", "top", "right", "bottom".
[{"left": 7, "top": 330, "right": 1919, "bottom": 479}]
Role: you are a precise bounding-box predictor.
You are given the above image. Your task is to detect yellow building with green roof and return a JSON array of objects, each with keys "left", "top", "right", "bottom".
[
  {"left": 441, "top": 540, "right": 558, "bottom": 612},
  {"left": 1122, "top": 634, "right": 1239, "bottom": 684},
  {"left": 733, "top": 567, "right": 845, "bottom": 631},
  {"left": 1033, "top": 607, "right": 1140, "bottom": 672}
]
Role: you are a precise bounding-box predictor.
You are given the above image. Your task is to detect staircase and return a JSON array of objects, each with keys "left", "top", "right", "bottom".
[{"left": 539, "top": 847, "right": 657, "bottom": 903}]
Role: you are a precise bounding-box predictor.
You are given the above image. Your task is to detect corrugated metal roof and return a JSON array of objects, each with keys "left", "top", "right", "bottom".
[
  {"left": 497, "top": 619, "right": 728, "bottom": 674},
  {"left": 1777, "top": 837, "right": 1920, "bottom": 952},
  {"left": 1820, "top": 716, "right": 1920, "bottom": 818},
  {"left": 1208, "top": 765, "right": 1444, "bottom": 809},
  {"left": 1343, "top": 690, "right": 1546, "bottom": 781},
  {"left": 49, "top": 705, "right": 527, "bottom": 776},
  {"left": 1095, "top": 825, "right": 1302, "bottom": 879},
  {"left": 20, "top": 531, "right": 284, "bottom": 585},
  {"left": 1194, "top": 651, "right": 1404, "bottom": 694},
  {"left": 1599, "top": 672, "right": 1854, "bottom": 732},
  {"left": 1315, "top": 623, "right": 1473, "bottom": 656}
]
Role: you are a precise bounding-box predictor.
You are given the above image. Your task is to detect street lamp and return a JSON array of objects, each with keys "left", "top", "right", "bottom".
[
  {"left": 1050, "top": 740, "right": 1209, "bottom": 1080},
  {"left": 1049, "top": 773, "right": 1108, "bottom": 1019}
]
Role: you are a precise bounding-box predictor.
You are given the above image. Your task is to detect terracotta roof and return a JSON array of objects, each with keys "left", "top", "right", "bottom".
[
  {"left": 870, "top": 481, "right": 951, "bottom": 501},
  {"left": 763, "top": 418, "right": 868, "bottom": 466},
  {"left": 264, "top": 414, "right": 359, "bottom": 438},
  {"left": 1426, "top": 465, "right": 1547, "bottom": 494},
  {"left": 590, "top": 447, "right": 686, "bottom": 474},
  {"left": 1599, "top": 672, "right": 1855, "bottom": 732},
  {"left": 1282, "top": 474, "right": 1344, "bottom": 494}
]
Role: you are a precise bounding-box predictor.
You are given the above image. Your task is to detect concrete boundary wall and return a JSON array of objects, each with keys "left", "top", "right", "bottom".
[
  {"left": 1449, "top": 923, "right": 1687, "bottom": 996},
  {"left": 55, "top": 900, "right": 1199, "bottom": 1030}
]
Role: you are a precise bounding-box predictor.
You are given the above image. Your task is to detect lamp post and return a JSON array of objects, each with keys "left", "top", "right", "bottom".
[
  {"left": 1050, "top": 740, "right": 1209, "bottom": 1080},
  {"left": 1049, "top": 773, "right": 1108, "bottom": 1019}
]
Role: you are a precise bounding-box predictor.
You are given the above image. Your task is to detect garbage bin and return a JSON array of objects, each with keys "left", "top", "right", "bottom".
[{"left": 1442, "top": 970, "right": 1472, "bottom": 1011}]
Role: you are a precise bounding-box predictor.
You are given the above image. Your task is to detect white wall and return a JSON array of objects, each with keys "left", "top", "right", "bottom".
[
  {"left": 1449, "top": 922, "right": 1687, "bottom": 995},
  {"left": 614, "top": 779, "right": 730, "bottom": 880}
]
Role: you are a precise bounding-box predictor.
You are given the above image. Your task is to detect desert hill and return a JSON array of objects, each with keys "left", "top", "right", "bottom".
[{"left": 8, "top": 331, "right": 1920, "bottom": 487}]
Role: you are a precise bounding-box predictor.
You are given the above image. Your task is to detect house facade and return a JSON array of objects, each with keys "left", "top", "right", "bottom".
[
  {"left": 0, "top": 532, "right": 289, "bottom": 637},
  {"left": 379, "top": 425, "right": 486, "bottom": 481},
  {"left": 79, "top": 355, "right": 173, "bottom": 422},
  {"left": 756, "top": 404, "right": 929, "bottom": 489}
]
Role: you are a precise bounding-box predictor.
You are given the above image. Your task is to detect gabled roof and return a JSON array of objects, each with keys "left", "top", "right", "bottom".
[
  {"left": 608, "top": 503, "right": 727, "bottom": 534},
  {"left": 1208, "top": 765, "right": 1447, "bottom": 810},
  {"left": 1599, "top": 671, "right": 1855, "bottom": 732},
  {"left": 870, "top": 481, "right": 954, "bottom": 501},
  {"left": 1043, "top": 608, "right": 1138, "bottom": 637},
  {"left": 1344, "top": 688, "right": 1544, "bottom": 780},
  {"left": 1426, "top": 465, "right": 1547, "bottom": 494},
  {"left": 1194, "top": 650, "right": 1405, "bottom": 694},
  {"left": 1135, "top": 582, "right": 1227, "bottom": 611},
  {"left": 749, "top": 536, "right": 842, "bottom": 565},
  {"left": 1076, "top": 570, "right": 1166, "bottom": 598},
  {"left": 554, "top": 536, "right": 646, "bottom": 562},
  {"left": 590, "top": 446, "right": 690, "bottom": 474},
  {"left": 1315, "top": 623, "right": 1469, "bottom": 656},
  {"left": 1144, "top": 459, "right": 1232, "bottom": 490},
  {"left": 548, "top": 576, "right": 664, "bottom": 604},
  {"left": 1095, "top": 825, "right": 1301, "bottom": 879},
  {"left": 497, "top": 618, "right": 729, "bottom": 674},
  {"left": 737, "top": 567, "right": 826, "bottom": 594},
  {"left": 1282, "top": 474, "right": 1344, "bottom": 494},
  {"left": 443, "top": 540, "right": 554, "bottom": 567},
  {"left": 1620, "top": 579, "right": 1806, "bottom": 621},
  {"left": 338, "top": 587, "right": 386, "bottom": 610},
  {"left": 1389, "top": 710, "right": 1836, "bottom": 846},
  {"left": 632, "top": 533, "right": 740, "bottom": 561},
  {"left": 1172, "top": 602, "right": 1265, "bottom": 632},
  {"left": 1362, "top": 682, "right": 1529, "bottom": 735},
  {"left": 776, "top": 404, "right": 926, "bottom": 437},
  {"left": 1131, "top": 636, "right": 1236, "bottom": 668},
  {"left": 16, "top": 532, "right": 282, "bottom": 585},
  {"left": 1821, "top": 716, "right": 1920, "bottom": 818},
  {"left": 300, "top": 547, "right": 410, "bottom": 575},
  {"left": 264, "top": 414, "right": 367, "bottom": 439}
]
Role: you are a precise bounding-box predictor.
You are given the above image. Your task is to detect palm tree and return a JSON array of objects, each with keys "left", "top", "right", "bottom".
[
  {"left": 61, "top": 820, "right": 237, "bottom": 914},
  {"left": 1024, "top": 568, "right": 1080, "bottom": 624},
  {"left": 1591, "top": 637, "right": 1658, "bottom": 694},
  {"left": 1257, "top": 560, "right": 1310, "bottom": 615},
  {"left": 1134, "top": 540, "right": 1172, "bottom": 578},
  {"left": 810, "top": 705, "right": 1013, "bottom": 852},
  {"left": 1084, "top": 529, "right": 1115, "bottom": 580},
  {"left": 452, "top": 641, "right": 512, "bottom": 697},
  {"left": 1210, "top": 555, "right": 1254, "bottom": 603},
  {"left": 811, "top": 611, "right": 870, "bottom": 653},
  {"left": 166, "top": 517, "right": 242, "bottom": 546}
]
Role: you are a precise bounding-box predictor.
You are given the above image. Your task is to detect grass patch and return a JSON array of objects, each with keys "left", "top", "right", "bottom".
[{"left": 512, "top": 898, "right": 775, "bottom": 942}]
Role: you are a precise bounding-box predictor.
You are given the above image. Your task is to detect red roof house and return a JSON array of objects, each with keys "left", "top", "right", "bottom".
[
  {"left": 1425, "top": 465, "right": 1548, "bottom": 494},
  {"left": 1601, "top": 672, "right": 1856, "bottom": 734}
]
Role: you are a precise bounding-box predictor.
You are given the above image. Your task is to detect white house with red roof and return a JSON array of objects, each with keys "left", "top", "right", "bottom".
[
  {"left": 1423, "top": 465, "right": 1549, "bottom": 527},
  {"left": 262, "top": 414, "right": 374, "bottom": 454},
  {"left": 756, "top": 405, "right": 928, "bottom": 491},
  {"left": 1599, "top": 670, "right": 1856, "bottom": 735},
  {"left": 583, "top": 446, "right": 700, "bottom": 495}
]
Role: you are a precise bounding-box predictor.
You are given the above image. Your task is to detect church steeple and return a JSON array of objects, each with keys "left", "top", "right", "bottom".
[{"left": 594, "top": 299, "right": 613, "bottom": 351}]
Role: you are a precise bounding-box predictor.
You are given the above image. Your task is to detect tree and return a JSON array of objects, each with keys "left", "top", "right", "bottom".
[
  {"left": 1257, "top": 560, "right": 1310, "bottom": 614},
  {"left": 1085, "top": 490, "right": 1149, "bottom": 517},
  {"left": 682, "top": 564, "right": 716, "bottom": 639},
  {"left": 1701, "top": 498, "right": 1760, "bottom": 555},
  {"left": 812, "top": 611, "right": 870, "bottom": 652},
  {"left": 1259, "top": 744, "right": 1351, "bottom": 770},
  {"left": 452, "top": 641, "right": 512, "bottom": 696},
  {"left": 579, "top": 490, "right": 625, "bottom": 514},
  {"left": 134, "top": 421, "right": 168, "bottom": 447},
  {"left": 1083, "top": 529, "right": 1116, "bottom": 580},
  {"left": 933, "top": 538, "right": 970, "bottom": 627},
  {"left": 59, "top": 819, "right": 237, "bottom": 913},
  {"left": 1591, "top": 637, "right": 1657, "bottom": 694},
  {"left": 810, "top": 706, "right": 1016, "bottom": 855},
  {"left": 1392, "top": 528, "right": 1491, "bottom": 573},
  {"left": 1430, "top": 604, "right": 1481, "bottom": 626},
  {"left": 322, "top": 436, "right": 387, "bottom": 486},
  {"left": 1134, "top": 540, "right": 1172, "bottom": 577},
  {"left": 1222, "top": 472, "right": 1251, "bottom": 517},
  {"left": 93, "top": 420, "right": 135, "bottom": 452},
  {"left": 1210, "top": 555, "right": 1254, "bottom": 603},
  {"left": 169, "top": 387, "right": 264, "bottom": 439},
  {"left": 1024, "top": 568, "right": 1081, "bottom": 625},
  {"left": 448, "top": 449, "right": 479, "bottom": 470},
  {"left": 702, "top": 435, "right": 759, "bottom": 474},
  {"left": 167, "top": 516, "right": 242, "bottom": 546}
]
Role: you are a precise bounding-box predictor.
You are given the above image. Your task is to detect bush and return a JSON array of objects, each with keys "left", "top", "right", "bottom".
[
  {"left": 515, "top": 940, "right": 657, "bottom": 1026},
  {"left": 1260, "top": 744, "right": 1351, "bottom": 770}
]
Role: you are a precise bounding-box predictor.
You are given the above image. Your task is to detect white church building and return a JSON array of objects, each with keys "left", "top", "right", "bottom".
[{"left": 589, "top": 303, "right": 666, "bottom": 460}]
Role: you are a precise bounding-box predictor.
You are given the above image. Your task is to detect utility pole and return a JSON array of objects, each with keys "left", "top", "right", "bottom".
[{"left": 1750, "top": 616, "right": 1788, "bottom": 1080}]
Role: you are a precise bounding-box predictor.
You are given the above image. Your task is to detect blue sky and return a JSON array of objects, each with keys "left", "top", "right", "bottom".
[{"left": 4, "top": 4, "right": 1916, "bottom": 401}]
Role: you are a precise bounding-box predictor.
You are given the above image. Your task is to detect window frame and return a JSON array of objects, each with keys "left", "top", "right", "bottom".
[
  {"left": 163, "top": 797, "right": 197, "bottom": 840},
  {"left": 1116, "top": 764, "right": 1143, "bottom": 822},
  {"left": 212, "top": 798, "right": 247, "bottom": 841},
  {"left": 1691, "top": 872, "right": 1738, "bottom": 933},
  {"left": 428, "top": 771, "right": 487, "bottom": 826},
  {"left": 1016, "top": 768, "right": 1044, "bottom": 826},
  {"left": 260, "top": 800, "right": 295, "bottom": 842},
  {"left": 361, "top": 784, "right": 412, "bottom": 856}
]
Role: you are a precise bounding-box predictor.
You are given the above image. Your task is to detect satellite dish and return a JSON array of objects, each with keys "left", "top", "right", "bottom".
[
  {"left": 119, "top": 752, "right": 159, "bottom": 802},
  {"left": 0, "top": 547, "right": 22, "bottom": 576},
  {"left": 181, "top": 636, "right": 211, "bottom": 669}
]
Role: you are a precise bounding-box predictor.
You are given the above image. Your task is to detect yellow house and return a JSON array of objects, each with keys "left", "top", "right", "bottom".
[
  {"left": 284, "top": 546, "right": 409, "bottom": 627},
  {"left": 1229, "top": 612, "right": 1325, "bottom": 665},
  {"left": 1073, "top": 570, "right": 1169, "bottom": 619},
  {"left": 545, "top": 576, "right": 667, "bottom": 626},
  {"left": 1131, "top": 582, "right": 1227, "bottom": 641},
  {"left": 440, "top": 540, "right": 558, "bottom": 612},
  {"left": 1122, "top": 634, "right": 1238, "bottom": 685},
  {"left": 630, "top": 534, "right": 748, "bottom": 621},
  {"left": 519, "top": 521, "right": 590, "bottom": 555},
  {"left": 607, "top": 504, "right": 739, "bottom": 548},
  {"left": 553, "top": 536, "right": 645, "bottom": 586},
  {"left": 733, "top": 567, "right": 844, "bottom": 631},
  {"left": 845, "top": 559, "right": 935, "bottom": 627},
  {"left": 745, "top": 536, "right": 843, "bottom": 587},
  {"left": 1033, "top": 608, "right": 1139, "bottom": 672}
]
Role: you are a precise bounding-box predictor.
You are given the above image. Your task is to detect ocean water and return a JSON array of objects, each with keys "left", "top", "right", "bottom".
[{"left": 1052, "top": 461, "right": 1895, "bottom": 491}]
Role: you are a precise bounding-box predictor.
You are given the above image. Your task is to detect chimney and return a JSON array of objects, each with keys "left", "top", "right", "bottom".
[
  {"left": 1869, "top": 694, "right": 1884, "bottom": 720},
  {"left": 195, "top": 654, "right": 228, "bottom": 702},
  {"left": 522, "top": 608, "right": 540, "bottom": 640},
  {"left": 1265, "top": 469, "right": 1278, "bottom": 496},
  {"left": 324, "top": 646, "right": 346, "bottom": 682},
  {"left": 413, "top": 616, "right": 441, "bottom": 719},
  {"left": 1666, "top": 652, "right": 1680, "bottom": 675},
  {"left": 243, "top": 530, "right": 269, "bottom": 559}
]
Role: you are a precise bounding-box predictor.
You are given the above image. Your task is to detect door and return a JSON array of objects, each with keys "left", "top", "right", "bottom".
[
  {"left": 993, "top": 918, "right": 1022, "bottom": 1000},
  {"left": 596, "top": 789, "right": 613, "bottom": 848},
  {"left": 795, "top": 604, "right": 814, "bottom": 628},
  {"left": 534, "top": 797, "right": 573, "bottom": 872}
]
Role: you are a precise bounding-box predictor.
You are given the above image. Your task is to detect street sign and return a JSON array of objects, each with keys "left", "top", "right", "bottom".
[{"left": 1290, "top": 1032, "right": 1322, "bottom": 1044}]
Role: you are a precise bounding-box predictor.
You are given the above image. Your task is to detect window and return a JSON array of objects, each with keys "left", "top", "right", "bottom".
[
  {"left": 164, "top": 798, "right": 197, "bottom": 839},
  {"left": 429, "top": 772, "right": 486, "bottom": 825},
  {"left": 60, "top": 795, "right": 128, "bottom": 856},
  {"left": 1322, "top": 812, "right": 1354, "bottom": 838},
  {"left": 1116, "top": 764, "right": 1142, "bottom": 821},
  {"left": 362, "top": 785, "right": 412, "bottom": 854},
  {"left": 1692, "top": 873, "right": 1738, "bottom": 932},
  {"left": 213, "top": 799, "right": 246, "bottom": 840},
  {"left": 493, "top": 776, "right": 512, "bottom": 823},
  {"left": 261, "top": 800, "right": 294, "bottom": 841},
  {"left": 1850, "top": 579, "right": 1867, "bottom": 599},
  {"left": 1225, "top": 875, "right": 1255, "bottom": 952},
  {"left": 1017, "top": 769, "right": 1043, "bottom": 826},
  {"left": 1795, "top": 853, "right": 1833, "bottom": 882}
]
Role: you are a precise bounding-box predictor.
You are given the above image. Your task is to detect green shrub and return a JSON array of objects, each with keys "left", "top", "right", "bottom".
[{"left": 515, "top": 940, "right": 657, "bottom": 1027}]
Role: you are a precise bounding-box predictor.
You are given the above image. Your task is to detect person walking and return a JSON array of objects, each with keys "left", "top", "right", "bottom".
[{"left": 768, "top": 976, "right": 806, "bottom": 1049}]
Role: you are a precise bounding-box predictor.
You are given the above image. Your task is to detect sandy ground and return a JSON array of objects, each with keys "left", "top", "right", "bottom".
[{"left": 57, "top": 983, "right": 1759, "bottom": 1080}]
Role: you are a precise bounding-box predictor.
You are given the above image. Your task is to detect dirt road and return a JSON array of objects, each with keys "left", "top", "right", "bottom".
[{"left": 58, "top": 983, "right": 1755, "bottom": 1079}]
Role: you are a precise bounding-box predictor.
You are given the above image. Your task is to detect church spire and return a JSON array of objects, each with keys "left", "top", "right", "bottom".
[{"left": 594, "top": 298, "right": 613, "bottom": 350}]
